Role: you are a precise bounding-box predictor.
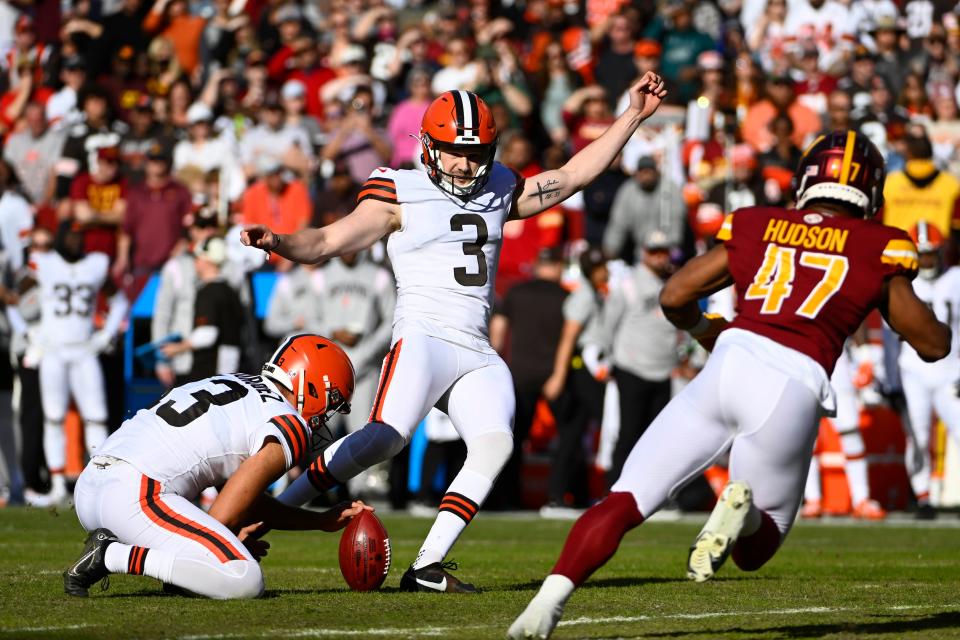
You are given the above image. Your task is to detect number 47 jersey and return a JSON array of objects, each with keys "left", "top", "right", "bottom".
[
  {"left": 361, "top": 164, "right": 520, "bottom": 347},
  {"left": 720, "top": 206, "right": 919, "bottom": 375},
  {"left": 98, "top": 373, "right": 314, "bottom": 500}
]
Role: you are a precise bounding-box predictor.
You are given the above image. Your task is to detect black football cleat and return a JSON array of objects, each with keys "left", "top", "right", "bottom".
[
  {"left": 63, "top": 528, "right": 118, "bottom": 597},
  {"left": 399, "top": 561, "right": 479, "bottom": 593}
]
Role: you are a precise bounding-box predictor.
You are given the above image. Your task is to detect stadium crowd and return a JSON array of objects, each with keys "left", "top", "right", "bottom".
[{"left": 0, "top": 0, "right": 958, "bottom": 516}]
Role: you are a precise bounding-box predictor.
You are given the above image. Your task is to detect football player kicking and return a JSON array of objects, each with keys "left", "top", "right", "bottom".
[
  {"left": 63, "top": 335, "right": 370, "bottom": 599},
  {"left": 508, "top": 131, "right": 951, "bottom": 638},
  {"left": 242, "top": 72, "right": 667, "bottom": 592}
]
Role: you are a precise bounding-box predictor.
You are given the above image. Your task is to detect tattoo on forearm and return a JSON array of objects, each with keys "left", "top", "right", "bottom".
[{"left": 528, "top": 179, "right": 561, "bottom": 204}]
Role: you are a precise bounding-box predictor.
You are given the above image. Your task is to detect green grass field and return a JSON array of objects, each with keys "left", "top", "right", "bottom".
[{"left": 2, "top": 507, "right": 960, "bottom": 639}]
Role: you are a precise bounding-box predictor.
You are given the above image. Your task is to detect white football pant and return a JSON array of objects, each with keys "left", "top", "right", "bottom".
[{"left": 902, "top": 368, "right": 960, "bottom": 502}]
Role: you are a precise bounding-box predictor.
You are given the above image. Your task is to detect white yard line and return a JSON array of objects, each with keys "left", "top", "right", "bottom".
[
  {"left": 180, "top": 602, "right": 953, "bottom": 639},
  {"left": 0, "top": 624, "right": 94, "bottom": 633}
]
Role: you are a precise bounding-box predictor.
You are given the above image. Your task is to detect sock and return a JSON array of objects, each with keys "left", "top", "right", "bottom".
[
  {"left": 551, "top": 492, "right": 644, "bottom": 587},
  {"left": 731, "top": 509, "right": 781, "bottom": 571},
  {"left": 412, "top": 469, "right": 489, "bottom": 570},
  {"left": 534, "top": 574, "right": 575, "bottom": 608},
  {"left": 839, "top": 429, "right": 869, "bottom": 505},
  {"left": 84, "top": 421, "right": 108, "bottom": 455},
  {"left": 105, "top": 543, "right": 175, "bottom": 581},
  {"left": 43, "top": 419, "right": 66, "bottom": 473},
  {"left": 50, "top": 472, "right": 66, "bottom": 495},
  {"left": 804, "top": 457, "right": 822, "bottom": 502}
]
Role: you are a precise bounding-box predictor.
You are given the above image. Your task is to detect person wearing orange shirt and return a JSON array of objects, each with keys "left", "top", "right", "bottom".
[
  {"left": 742, "top": 73, "right": 821, "bottom": 153},
  {"left": 239, "top": 157, "right": 311, "bottom": 269},
  {"left": 142, "top": 0, "right": 206, "bottom": 76}
]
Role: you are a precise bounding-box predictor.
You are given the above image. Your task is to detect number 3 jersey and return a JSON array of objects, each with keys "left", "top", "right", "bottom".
[
  {"left": 719, "top": 206, "right": 919, "bottom": 375},
  {"left": 30, "top": 250, "right": 108, "bottom": 347},
  {"left": 98, "top": 373, "right": 314, "bottom": 499},
  {"left": 360, "top": 164, "right": 520, "bottom": 349}
]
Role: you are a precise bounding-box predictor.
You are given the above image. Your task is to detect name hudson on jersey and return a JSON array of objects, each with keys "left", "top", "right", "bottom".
[{"left": 762, "top": 219, "right": 849, "bottom": 253}]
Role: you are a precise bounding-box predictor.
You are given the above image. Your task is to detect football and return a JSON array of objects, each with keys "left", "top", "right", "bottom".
[{"left": 338, "top": 510, "right": 391, "bottom": 591}]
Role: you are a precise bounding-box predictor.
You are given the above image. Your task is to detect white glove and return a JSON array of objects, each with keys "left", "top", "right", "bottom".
[{"left": 89, "top": 330, "right": 114, "bottom": 355}]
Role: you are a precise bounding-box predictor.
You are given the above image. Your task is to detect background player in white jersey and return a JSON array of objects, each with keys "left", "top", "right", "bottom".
[
  {"left": 63, "top": 335, "right": 370, "bottom": 599},
  {"left": 26, "top": 221, "right": 128, "bottom": 505},
  {"left": 899, "top": 221, "right": 960, "bottom": 518},
  {"left": 242, "top": 72, "right": 667, "bottom": 592}
]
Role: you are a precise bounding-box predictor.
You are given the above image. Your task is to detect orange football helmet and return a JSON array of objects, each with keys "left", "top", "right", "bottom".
[
  {"left": 420, "top": 90, "right": 498, "bottom": 198},
  {"left": 262, "top": 334, "right": 355, "bottom": 429},
  {"left": 908, "top": 219, "right": 944, "bottom": 253}
]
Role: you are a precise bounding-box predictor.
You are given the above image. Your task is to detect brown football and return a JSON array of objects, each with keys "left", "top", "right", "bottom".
[{"left": 338, "top": 511, "right": 391, "bottom": 591}]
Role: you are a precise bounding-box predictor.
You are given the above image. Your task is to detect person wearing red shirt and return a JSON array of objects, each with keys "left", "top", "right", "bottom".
[{"left": 62, "top": 146, "right": 127, "bottom": 260}]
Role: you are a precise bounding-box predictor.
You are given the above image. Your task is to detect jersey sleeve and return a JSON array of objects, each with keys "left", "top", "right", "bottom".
[
  {"left": 715, "top": 213, "right": 734, "bottom": 242},
  {"left": 357, "top": 169, "right": 399, "bottom": 205},
  {"left": 879, "top": 231, "right": 919, "bottom": 281},
  {"left": 257, "top": 413, "right": 312, "bottom": 469}
]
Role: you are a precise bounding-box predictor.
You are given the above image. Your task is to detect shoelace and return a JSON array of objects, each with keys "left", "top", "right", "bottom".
[
  {"left": 439, "top": 560, "right": 459, "bottom": 572},
  {"left": 100, "top": 576, "right": 110, "bottom": 592}
]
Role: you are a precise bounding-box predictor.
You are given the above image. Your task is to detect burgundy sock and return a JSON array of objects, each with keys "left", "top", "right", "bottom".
[
  {"left": 550, "top": 492, "right": 644, "bottom": 586},
  {"left": 732, "top": 509, "right": 782, "bottom": 571}
]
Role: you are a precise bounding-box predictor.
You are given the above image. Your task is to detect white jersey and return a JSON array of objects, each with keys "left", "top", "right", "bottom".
[
  {"left": 365, "top": 163, "right": 519, "bottom": 349},
  {"left": 30, "top": 250, "right": 108, "bottom": 347},
  {"left": 99, "top": 373, "right": 314, "bottom": 499},
  {"left": 900, "top": 267, "right": 960, "bottom": 375}
]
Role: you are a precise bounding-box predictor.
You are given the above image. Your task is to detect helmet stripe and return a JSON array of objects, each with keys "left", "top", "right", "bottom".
[
  {"left": 466, "top": 91, "right": 479, "bottom": 130},
  {"left": 269, "top": 335, "right": 296, "bottom": 364},
  {"left": 838, "top": 131, "right": 857, "bottom": 185},
  {"left": 452, "top": 91, "right": 465, "bottom": 136},
  {"left": 458, "top": 90, "right": 475, "bottom": 130}
]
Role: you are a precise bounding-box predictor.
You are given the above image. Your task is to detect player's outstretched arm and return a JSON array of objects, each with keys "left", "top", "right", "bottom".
[
  {"left": 511, "top": 72, "right": 666, "bottom": 220},
  {"left": 660, "top": 244, "right": 734, "bottom": 351},
  {"left": 241, "top": 199, "right": 400, "bottom": 264},
  {"left": 881, "top": 275, "right": 951, "bottom": 362}
]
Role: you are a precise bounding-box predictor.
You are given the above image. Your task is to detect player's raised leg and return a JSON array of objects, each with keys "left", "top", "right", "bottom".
[
  {"left": 69, "top": 458, "right": 262, "bottom": 599},
  {"left": 401, "top": 355, "right": 514, "bottom": 593},
  {"left": 509, "top": 350, "right": 735, "bottom": 639},
  {"left": 278, "top": 335, "right": 457, "bottom": 505}
]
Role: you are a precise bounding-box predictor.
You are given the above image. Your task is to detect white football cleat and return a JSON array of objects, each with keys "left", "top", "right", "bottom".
[
  {"left": 687, "top": 480, "right": 752, "bottom": 583},
  {"left": 507, "top": 575, "right": 574, "bottom": 640}
]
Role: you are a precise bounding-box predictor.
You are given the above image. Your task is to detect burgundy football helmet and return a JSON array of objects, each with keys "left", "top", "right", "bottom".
[{"left": 791, "top": 130, "right": 886, "bottom": 218}]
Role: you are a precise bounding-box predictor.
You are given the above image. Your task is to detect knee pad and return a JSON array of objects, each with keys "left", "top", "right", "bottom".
[
  {"left": 463, "top": 430, "right": 514, "bottom": 479},
  {"left": 218, "top": 560, "right": 264, "bottom": 600}
]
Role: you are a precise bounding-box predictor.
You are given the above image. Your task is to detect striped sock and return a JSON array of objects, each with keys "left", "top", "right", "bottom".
[{"left": 412, "top": 470, "right": 488, "bottom": 570}]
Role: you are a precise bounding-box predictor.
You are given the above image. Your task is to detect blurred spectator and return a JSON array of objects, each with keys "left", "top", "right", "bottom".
[
  {"left": 882, "top": 132, "right": 960, "bottom": 258},
  {"left": 384, "top": 27, "right": 440, "bottom": 101},
  {"left": 838, "top": 44, "right": 877, "bottom": 111},
  {"left": 54, "top": 86, "right": 127, "bottom": 199},
  {"left": 3, "top": 102, "right": 64, "bottom": 209},
  {"left": 284, "top": 36, "right": 336, "bottom": 121},
  {"left": 239, "top": 156, "right": 311, "bottom": 265},
  {"left": 115, "top": 143, "right": 191, "bottom": 287},
  {"left": 757, "top": 114, "right": 802, "bottom": 194},
  {"left": 173, "top": 101, "right": 244, "bottom": 201},
  {"left": 782, "top": 0, "right": 856, "bottom": 73},
  {"left": 489, "top": 247, "right": 568, "bottom": 510},
  {"left": 281, "top": 79, "right": 322, "bottom": 154},
  {"left": 535, "top": 40, "right": 584, "bottom": 146},
  {"left": 747, "top": 0, "right": 788, "bottom": 73},
  {"left": 562, "top": 85, "right": 615, "bottom": 155},
  {"left": 1, "top": 15, "right": 52, "bottom": 92},
  {"left": 604, "top": 155, "right": 687, "bottom": 263},
  {"left": 151, "top": 207, "right": 218, "bottom": 387},
  {"left": 240, "top": 92, "right": 311, "bottom": 180},
  {"left": 201, "top": 0, "right": 249, "bottom": 71},
  {"left": 312, "top": 163, "right": 360, "bottom": 228},
  {"left": 145, "top": 35, "right": 182, "bottom": 97},
  {"left": 498, "top": 132, "right": 564, "bottom": 296},
  {"left": 899, "top": 73, "right": 933, "bottom": 120},
  {"left": 823, "top": 88, "right": 852, "bottom": 131},
  {"left": 582, "top": 155, "right": 629, "bottom": 247},
  {"left": 431, "top": 37, "right": 481, "bottom": 94},
  {"left": 702, "top": 144, "right": 781, "bottom": 215},
  {"left": 142, "top": 0, "right": 206, "bottom": 77},
  {"left": 596, "top": 229, "right": 678, "bottom": 485},
  {"left": 871, "top": 15, "right": 909, "bottom": 95},
  {"left": 61, "top": 144, "right": 127, "bottom": 261},
  {"left": 595, "top": 13, "right": 640, "bottom": 110},
  {"left": 44, "top": 54, "right": 86, "bottom": 129},
  {"left": 542, "top": 247, "right": 608, "bottom": 510},
  {"left": 318, "top": 86, "right": 392, "bottom": 185},
  {"left": 742, "top": 73, "right": 820, "bottom": 152},
  {"left": 59, "top": 0, "right": 106, "bottom": 73},
  {"left": 851, "top": 74, "right": 910, "bottom": 142},
  {"left": 386, "top": 67, "right": 432, "bottom": 168},
  {"left": 98, "top": 45, "right": 150, "bottom": 122},
  {"left": 263, "top": 263, "right": 323, "bottom": 340},
  {"left": 265, "top": 3, "right": 308, "bottom": 84},
  {"left": 119, "top": 95, "right": 175, "bottom": 184},
  {"left": 100, "top": 0, "right": 152, "bottom": 60},
  {"left": 0, "top": 160, "right": 33, "bottom": 271},
  {"left": 793, "top": 46, "right": 836, "bottom": 116},
  {"left": 909, "top": 25, "right": 955, "bottom": 95},
  {"left": 643, "top": 0, "right": 715, "bottom": 105},
  {"left": 161, "top": 236, "right": 243, "bottom": 380}
]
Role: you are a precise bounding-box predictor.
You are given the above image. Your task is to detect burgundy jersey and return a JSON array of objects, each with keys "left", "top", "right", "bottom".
[{"left": 718, "top": 206, "right": 918, "bottom": 374}]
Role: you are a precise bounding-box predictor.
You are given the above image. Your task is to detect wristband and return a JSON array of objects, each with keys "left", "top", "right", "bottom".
[{"left": 689, "top": 313, "right": 723, "bottom": 337}]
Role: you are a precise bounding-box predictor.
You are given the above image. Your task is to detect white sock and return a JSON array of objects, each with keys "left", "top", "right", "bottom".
[
  {"left": 804, "top": 456, "right": 822, "bottom": 502},
  {"left": 43, "top": 420, "right": 66, "bottom": 473},
  {"left": 105, "top": 542, "right": 174, "bottom": 581},
  {"left": 50, "top": 473, "right": 66, "bottom": 495},
  {"left": 412, "top": 469, "right": 491, "bottom": 570},
  {"left": 839, "top": 430, "right": 869, "bottom": 505},
  {"left": 537, "top": 574, "right": 575, "bottom": 606},
  {"left": 84, "top": 421, "right": 108, "bottom": 455}
]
